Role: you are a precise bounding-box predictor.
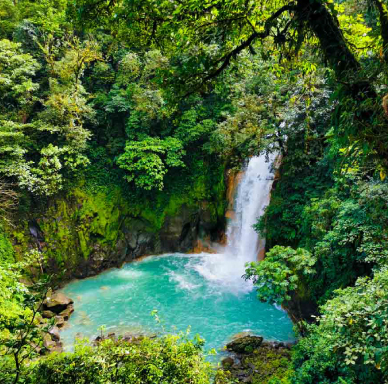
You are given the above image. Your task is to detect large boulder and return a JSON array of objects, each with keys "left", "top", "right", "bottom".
[
  {"left": 44, "top": 292, "right": 73, "bottom": 314},
  {"left": 59, "top": 304, "right": 74, "bottom": 320},
  {"left": 226, "top": 335, "right": 263, "bottom": 354},
  {"left": 220, "top": 338, "right": 292, "bottom": 383}
]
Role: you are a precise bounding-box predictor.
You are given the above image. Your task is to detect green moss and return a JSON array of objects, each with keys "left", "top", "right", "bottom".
[
  {"left": 248, "top": 348, "right": 292, "bottom": 384},
  {"left": 245, "top": 347, "right": 293, "bottom": 384},
  {"left": 33, "top": 187, "right": 126, "bottom": 267},
  {"left": 218, "top": 345, "right": 293, "bottom": 384},
  {"left": 75, "top": 189, "right": 122, "bottom": 244},
  {"left": 7, "top": 158, "right": 227, "bottom": 277},
  {"left": 136, "top": 161, "right": 226, "bottom": 232},
  {"left": 10, "top": 222, "right": 30, "bottom": 262},
  {"left": 0, "top": 227, "right": 14, "bottom": 264}
]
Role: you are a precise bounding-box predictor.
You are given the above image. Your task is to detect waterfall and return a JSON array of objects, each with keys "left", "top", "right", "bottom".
[
  {"left": 224, "top": 153, "right": 277, "bottom": 264},
  {"left": 194, "top": 153, "right": 278, "bottom": 292}
]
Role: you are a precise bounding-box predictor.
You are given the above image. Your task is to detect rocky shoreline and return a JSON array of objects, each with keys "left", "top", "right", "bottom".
[
  {"left": 40, "top": 291, "right": 75, "bottom": 352},
  {"left": 220, "top": 336, "right": 294, "bottom": 384}
]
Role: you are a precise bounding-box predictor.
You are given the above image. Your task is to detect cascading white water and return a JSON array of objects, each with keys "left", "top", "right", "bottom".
[
  {"left": 194, "top": 153, "right": 278, "bottom": 292},
  {"left": 225, "top": 153, "right": 277, "bottom": 263}
]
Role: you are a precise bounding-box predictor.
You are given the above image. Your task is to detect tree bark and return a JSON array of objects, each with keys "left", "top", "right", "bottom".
[
  {"left": 296, "top": 0, "right": 377, "bottom": 101},
  {"left": 296, "top": 0, "right": 360, "bottom": 77},
  {"left": 295, "top": 0, "right": 387, "bottom": 161},
  {"left": 373, "top": 0, "right": 388, "bottom": 63}
]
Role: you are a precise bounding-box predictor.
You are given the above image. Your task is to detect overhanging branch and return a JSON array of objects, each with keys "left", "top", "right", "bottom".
[{"left": 203, "top": 3, "right": 296, "bottom": 82}]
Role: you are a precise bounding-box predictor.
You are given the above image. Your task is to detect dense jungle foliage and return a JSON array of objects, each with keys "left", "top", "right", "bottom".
[{"left": 1, "top": 0, "right": 388, "bottom": 383}]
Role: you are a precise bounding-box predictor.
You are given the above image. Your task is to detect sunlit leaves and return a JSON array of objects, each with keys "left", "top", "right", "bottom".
[
  {"left": 244, "top": 246, "right": 315, "bottom": 304},
  {"left": 0, "top": 39, "right": 40, "bottom": 111},
  {"left": 25, "top": 332, "right": 214, "bottom": 384},
  {"left": 0, "top": 36, "right": 100, "bottom": 196},
  {"left": 117, "top": 137, "right": 185, "bottom": 190}
]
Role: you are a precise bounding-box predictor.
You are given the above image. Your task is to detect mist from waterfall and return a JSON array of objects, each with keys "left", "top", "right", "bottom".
[{"left": 194, "top": 153, "right": 278, "bottom": 292}]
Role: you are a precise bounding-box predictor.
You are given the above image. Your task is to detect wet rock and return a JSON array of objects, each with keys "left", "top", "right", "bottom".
[
  {"left": 94, "top": 336, "right": 103, "bottom": 343},
  {"left": 235, "top": 370, "right": 252, "bottom": 383},
  {"left": 50, "top": 340, "right": 63, "bottom": 353},
  {"left": 95, "top": 332, "right": 148, "bottom": 346},
  {"left": 261, "top": 340, "right": 295, "bottom": 350},
  {"left": 94, "top": 333, "right": 118, "bottom": 344},
  {"left": 226, "top": 335, "right": 263, "bottom": 354},
  {"left": 285, "top": 342, "right": 293, "bottom": 350},
  {"left": 59, "top": 304, "right": 74, "bottom": 320},
  {"left": 44, "top": 292, "right": 73, "bottom": 314},
  {"left": 122, "top": 334, "right": 133, "bottom": 342},
  {"left": 219, "top": 337, "right": 293, "bottom": 384},
  {"left": 40, "top": 292, "right": 74, "bottom": 351}
]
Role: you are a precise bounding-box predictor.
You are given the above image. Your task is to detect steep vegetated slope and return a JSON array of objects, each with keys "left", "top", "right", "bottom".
[{"left": 1, "top": 0, "right": 388, "bottom": 383}]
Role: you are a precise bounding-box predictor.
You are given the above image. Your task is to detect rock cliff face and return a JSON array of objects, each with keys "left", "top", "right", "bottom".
[{"left": 11, "top": 181, "right": 226, "bottom": 280}]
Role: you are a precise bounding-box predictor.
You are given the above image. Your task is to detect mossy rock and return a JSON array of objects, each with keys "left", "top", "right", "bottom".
[
  {"left": 246, "top": 346, "right": 292, "bottom": 384},
  {"left": 220, "top": 340, "right": 294, "bottom": 384},
  {"left": 9, "top": 167, "right": 227, "bottom": 280},
  {"left": 226, "top": 336, "right": 264, "bottom": 354}
]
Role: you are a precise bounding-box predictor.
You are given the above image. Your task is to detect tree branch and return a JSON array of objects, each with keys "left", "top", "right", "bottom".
[{"left": 203, "top": 3, "right": 296, "bottom": 82}]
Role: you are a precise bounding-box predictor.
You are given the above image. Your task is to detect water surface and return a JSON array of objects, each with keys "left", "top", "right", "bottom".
[{"left": 61, "top": 253, "right": 295, "bottom": 354}]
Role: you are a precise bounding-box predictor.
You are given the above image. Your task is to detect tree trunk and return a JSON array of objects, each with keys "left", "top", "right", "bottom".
[
  {"left": 296, "top": 0, "right": 360, "bottom": 77},
  {"left": 296, "top": 0, "right": 377, "bottom": 97},
  {"left": 373, "top": 0, "right": 388, "bottom": 63},
  {"left": 13, "top": 353, "right": 20, "bottom": 384},
  {"left": 295, "top": 0, "right": 387, "bottom": 161}
]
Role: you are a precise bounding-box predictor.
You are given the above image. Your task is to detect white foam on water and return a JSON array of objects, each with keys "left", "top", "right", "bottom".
[
  {"left": 168, "top": 271, "right": 201, "bottom": 291},
  {"left": 115, "top": 269, "right": 144, "bottom": 280},
  {"left": 192, "top": 154, "right": 278, "bottom": 293}
]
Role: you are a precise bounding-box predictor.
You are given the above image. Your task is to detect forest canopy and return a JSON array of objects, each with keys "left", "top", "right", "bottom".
[{"left": 0, "top": 0, "right": 388, "bottom": 383}]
